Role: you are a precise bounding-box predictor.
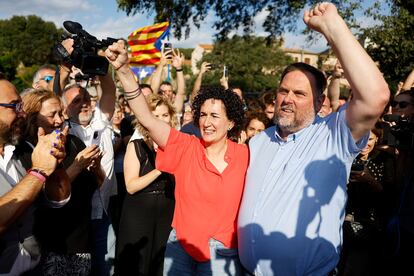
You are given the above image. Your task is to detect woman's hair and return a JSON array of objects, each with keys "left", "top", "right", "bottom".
[
  {"left": 244, "top": 111, "right": 271, "bottom": 130},
  {"left": 22, "top": 89, "right": 62, "bottom": 143},
  {"left": 192, "top": 85, "right": 245, "bottom": 140},
  {"left": 133, "top": 94, "right": 178, "bottom": 141}
]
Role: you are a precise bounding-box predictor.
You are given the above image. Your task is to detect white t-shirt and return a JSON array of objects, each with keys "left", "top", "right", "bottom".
[{"left": 68, "top": 106, "right": 117, "bottom": 220}]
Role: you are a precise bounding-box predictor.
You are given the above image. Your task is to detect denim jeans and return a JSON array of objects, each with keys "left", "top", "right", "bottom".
[{"left": 163, "top": 229, "right": 244, "bottom": 276}]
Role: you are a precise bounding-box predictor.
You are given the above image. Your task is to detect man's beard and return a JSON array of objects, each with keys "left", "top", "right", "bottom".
[
  {"left": 78, "top": 111, "right": 93, "bottom": 125},
  {"left": 0, "top": 118, "right": 23, "bottom": 146},
  {"left": 274, "top": 105, "right": 316, "bottom": 134}
]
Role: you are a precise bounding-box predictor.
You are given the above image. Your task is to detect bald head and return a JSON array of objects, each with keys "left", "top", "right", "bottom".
[
  {"left": 0, "top": 80, "right": 24, "bottom": 147},
  {"left": 0, "top": 80, "right": 19, "bottom": 100}
]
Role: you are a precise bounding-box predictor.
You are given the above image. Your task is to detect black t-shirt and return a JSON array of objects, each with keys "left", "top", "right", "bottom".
[{"left": 120, "top": 114, "right": 135, "bottom": 138}]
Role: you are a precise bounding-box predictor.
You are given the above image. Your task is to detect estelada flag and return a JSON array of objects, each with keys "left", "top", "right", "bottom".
[{"left": 128, "top": 21, "right": 170, "bottom": 65}]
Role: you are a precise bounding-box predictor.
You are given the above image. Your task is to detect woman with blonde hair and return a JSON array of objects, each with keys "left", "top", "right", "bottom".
[
  {"left": 115, "top": 94, "right": 176, "bottom": 275},
  {"left": 20, "top": 89, "right": 103, "bottom": 275}
]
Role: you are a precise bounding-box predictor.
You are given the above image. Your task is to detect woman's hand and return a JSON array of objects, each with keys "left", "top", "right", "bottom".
[{"left": 105, "top": 40, "right": 129, "bottom": 72}]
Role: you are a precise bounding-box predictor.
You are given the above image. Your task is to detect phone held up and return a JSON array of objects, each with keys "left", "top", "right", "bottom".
[
  {"left": 223, "top": 65, "right": 228, "bottom": 78},
  {"left": 206, "top": 63, "right": 218, "bottom": 70},
  {"left": 163, "top": 42, "right": 173, "bottom": 61}
]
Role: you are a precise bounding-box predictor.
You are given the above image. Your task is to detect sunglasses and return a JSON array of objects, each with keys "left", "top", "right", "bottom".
[
  {"left": 390, "top": 100, "right": 412, "bottom": 109},
  {"left": 0, "top": 102, "right": 23, "bottom": 113},
  {"left": 41, "top": 75, "right": 54, "bottom": 83}
]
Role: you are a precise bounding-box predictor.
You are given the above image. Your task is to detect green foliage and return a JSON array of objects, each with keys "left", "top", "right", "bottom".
[
  {"left": 196, "top": 35, "right": 292, "bottom": 93},
  {"left": 362, "top": 4, "right": 414, "bottom": 91},
  {"left": 12, "top": 65, "right": 40, "bottom": 92},
  {"left": 0, "top": 15, "right": 62, "bottom": 84},
  {"left": 0, "top": 54, "right": 18, "bottom": 80},
  {"left": 177, "top": 48, "right": 193, "bottom": 60},
  {"left": 117, "top": 0, "right": 341, "bottom": 40},
  {"left": 0, "top": 15, "right": 62, "bottom": 66}
]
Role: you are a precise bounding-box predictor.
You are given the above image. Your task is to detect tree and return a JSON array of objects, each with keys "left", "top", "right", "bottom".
[
  {"left": 0, "top": 54, "right": 17, "bottom": 80},
  {"left": 195, "top": 35, "right": 292, "bottom": 94},
  {"left": 0, "top": 15, "right": 62, "bottom": 68},
  {"left": 117, "top": 0, "right": 350, "bottom": 41},
  {"left": 362, "top": 2, "right": 414, "bottom": 91}
]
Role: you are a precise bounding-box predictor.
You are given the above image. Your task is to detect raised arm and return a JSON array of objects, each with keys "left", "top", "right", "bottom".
[
  {"left": 98, "top": 61, "right": 116, "bottom": 120},
  {"left": 327, "top": 60, "right": 343, "bottom": 112},
  {"left": 191, "top": 62, "right": 210, "bottom": 102},
  {"left": 150, "top": 50, "right": 169, "bottom": 93},
  {"left": 172, "top": 49, "right": 186, "bottom": 114},
  {"left": 105, "top": 40, "right": 171, "bottom": 148},
  {"left": 304, "top": 3, "right": 390, "bottom": 141},
  {"left": 401, "top": 69, "right": 414, "bottom": 93}
]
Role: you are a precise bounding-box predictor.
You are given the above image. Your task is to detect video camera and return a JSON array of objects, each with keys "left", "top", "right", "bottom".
[
  {"left": 55, "top": 21, "right": 118, "bottom": 78},
  {"left": 380, "top": 114, "right": 414, "bottom": 151}
]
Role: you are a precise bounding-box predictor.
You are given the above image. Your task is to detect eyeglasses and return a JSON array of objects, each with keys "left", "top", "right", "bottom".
[
  {"left": 391, "top": 100, "right": 412, "bottom": 109},
  {"left": 40, "top": 75, "right": 54, "bottom": 83},
  {"left": 0, "top": 102, "right": 23, "bottom": 113}
]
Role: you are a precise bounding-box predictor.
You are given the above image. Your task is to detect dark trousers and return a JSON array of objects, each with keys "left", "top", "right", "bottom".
[{"left": 115, "top": 192, "right": 174, "bottom": 276}]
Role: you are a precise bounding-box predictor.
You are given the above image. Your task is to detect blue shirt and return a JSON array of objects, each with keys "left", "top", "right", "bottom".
[{"left": 238, "top": 106, "right": 369, "bottom": 276}]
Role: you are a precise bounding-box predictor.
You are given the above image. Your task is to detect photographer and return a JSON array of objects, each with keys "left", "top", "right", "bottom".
[
  {"left": 384, "top": 88, "right": 414, "bottom": 274},
  {"left": 338, "top": 128, "right": 395, "bottom": 275},
  {"left": 57, "top": 21, "right": 118, "bottom": 275}
]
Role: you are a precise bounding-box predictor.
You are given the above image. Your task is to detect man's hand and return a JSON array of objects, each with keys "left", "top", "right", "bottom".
[
  {"left": 332, "top": 60, "right": 344, "bottom": 79},
  {"left": 220, "top": 75, "right": 229, "bottom": 90},
  {"left": 105, "top": 40, "right": 129, "bottom": 72},
  {"left": 303, "top": 3, "right": 342, "bottom": 36},
  {"left": 61, "top": 38, "right": 74, "bottom": 55},
  {"left": 161, "top": 48, "right": 172, "bottom": 66},
  {"left": 31, "top": 126, "right": 69, "bottom": 176},
  {"left": 87, "top": 151, "right": 105, "bottom": 185},
  {"left": 172, "top": 49, "right": 184, "bottom": 69},
  {"left": 200, "top": 62, "right": 211, "bottom": 74},
  {"left": 73, "top": 144, "right": 102, "bottom": 171}
]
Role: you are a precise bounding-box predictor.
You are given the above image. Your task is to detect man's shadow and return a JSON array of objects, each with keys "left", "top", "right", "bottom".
[{"left": 239, "top": 155, "right": 347, "bottom": 275}]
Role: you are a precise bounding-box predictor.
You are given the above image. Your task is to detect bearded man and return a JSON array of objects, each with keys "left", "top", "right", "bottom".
[
  {"left": 0, "top": 79, "right": 68, "bottom": 274},
  {"left": 238, "top": 3, "right": 390, "bottom": 275}
]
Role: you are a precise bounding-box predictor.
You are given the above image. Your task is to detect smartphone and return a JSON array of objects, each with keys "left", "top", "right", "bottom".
[
  {"left": 91, "top": 130, "right": 102, "bottom": 147},
  {"left": 163, "top": 42, "right": 173, "bottom": 60},
  {"left": 207, "top": 63, "right": 218, "bottom": 70},
  {"left": 223, "top": 65, "right": 228, "bottom": 78}
]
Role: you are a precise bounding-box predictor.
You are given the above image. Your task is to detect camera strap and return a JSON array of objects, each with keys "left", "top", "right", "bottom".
[{"left": 53, "top": 66, "right": 60, "bottom": 95}]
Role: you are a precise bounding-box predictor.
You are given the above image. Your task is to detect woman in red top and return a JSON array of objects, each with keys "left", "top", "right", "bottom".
[{"left": 106, "top": 41, "right": 249, "bottom": 275}]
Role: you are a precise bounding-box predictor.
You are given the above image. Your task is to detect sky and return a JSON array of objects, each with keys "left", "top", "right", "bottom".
[{"left": 0, "top": 0, "right": 387, "bottom": 53}]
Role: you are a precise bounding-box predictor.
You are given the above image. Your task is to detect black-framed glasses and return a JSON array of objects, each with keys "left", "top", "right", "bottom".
[
  {"left": 0, "top": 102, "right": 23, "bottom": 113},
  {"left": 390, "top": 100, "right": 412, "bottom": 109},
  {"left": 40, "top": 75, "right": 54, "bottom": 83}
]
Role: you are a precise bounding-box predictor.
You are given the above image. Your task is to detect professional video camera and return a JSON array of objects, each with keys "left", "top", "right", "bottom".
[
  {"left": 381, "top": 114, "right": 414, "bottom": 151},
  {"left": 54, "top": 21, "right": 117, "bottom": 77}
]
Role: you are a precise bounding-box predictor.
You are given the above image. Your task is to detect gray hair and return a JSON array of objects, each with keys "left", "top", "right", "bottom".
[{"left": 32, "top": 64, "right": 56, "bottom": 84}]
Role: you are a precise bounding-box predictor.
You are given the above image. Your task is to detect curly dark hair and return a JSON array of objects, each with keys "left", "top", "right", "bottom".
[
  {"left": 192, "top": 86, "right": 245, "bottom": 140},
  {"left": 244, "top": 111, "right": 271, "bottom": 130}
]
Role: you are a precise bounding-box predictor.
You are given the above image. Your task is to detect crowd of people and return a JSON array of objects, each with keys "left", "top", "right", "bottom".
[{"left": 1, "top": 2, "right": 413, "bottom": 276}]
